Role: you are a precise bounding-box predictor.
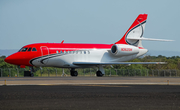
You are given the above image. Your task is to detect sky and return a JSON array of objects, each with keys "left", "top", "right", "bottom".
[{"left": 0, "top": 0, "right": 179, "bottom": 55}]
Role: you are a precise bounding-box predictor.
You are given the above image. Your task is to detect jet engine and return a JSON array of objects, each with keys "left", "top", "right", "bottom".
[{"left": 111, "top": 44, "right": 139, "bottom": 56}]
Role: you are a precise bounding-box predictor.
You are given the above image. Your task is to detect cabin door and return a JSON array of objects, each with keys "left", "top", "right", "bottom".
[{"left": 40, "top": 46, "right": 49, "bottom": 64}]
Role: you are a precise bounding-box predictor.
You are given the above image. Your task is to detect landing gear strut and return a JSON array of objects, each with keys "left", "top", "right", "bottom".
[
  {"left": 70, "top": 68, "right": 78, "bottom": 77},
  {"left": 29, "top": 66, "right": 34, "bottom": 77},
  {"left": 96, "top": 70, "right": 103, "bottom": 77}
]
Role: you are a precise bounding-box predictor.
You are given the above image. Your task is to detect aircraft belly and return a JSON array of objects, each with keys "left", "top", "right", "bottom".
[{"left": 47, "top": 55, "right": 73, "bottom": 67}]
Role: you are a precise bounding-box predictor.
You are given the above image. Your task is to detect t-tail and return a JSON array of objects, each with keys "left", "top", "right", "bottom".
[{"left": 115, "top": 14, "right": 173, "bottom": 47}]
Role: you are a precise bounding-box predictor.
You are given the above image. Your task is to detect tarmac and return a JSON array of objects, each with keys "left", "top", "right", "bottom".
[
  {"left": 0, "top": 77, "right": 180, "bottom": 110},
  {"left": 0, "top": 77, "right": 180, "bottom": 85}
]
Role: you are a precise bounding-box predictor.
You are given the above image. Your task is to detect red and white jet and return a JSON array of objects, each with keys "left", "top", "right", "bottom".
[{"left": 5, "top": 14, "right": 172, "bottom": 76}]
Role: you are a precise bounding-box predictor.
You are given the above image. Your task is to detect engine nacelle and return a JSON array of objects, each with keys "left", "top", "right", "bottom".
[{"left": 111, "top": 44, "right": 139, "bottom": 56}]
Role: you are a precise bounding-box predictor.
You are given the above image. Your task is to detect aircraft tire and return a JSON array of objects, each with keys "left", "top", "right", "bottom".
[
  {"left": 70, "top": 72, "right": 74, "bottom": 76},
  {"left": 71, "top": 71, "right": 78, "bottom": 77},
  {"left": 73, "top": 71, "right": 78, "bottom": 76},
  {"left": 31, "top": 73, "right": 34, "bottom": 77},
  {"left": 96, "top": 71, "right": 103, "bottom": 77}
]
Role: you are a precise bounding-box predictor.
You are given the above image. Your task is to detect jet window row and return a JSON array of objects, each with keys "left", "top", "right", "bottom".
[
  {"left": 19, "top": 47, "right": 37, "bottom": 52},
  {"left": 56, "top": 50, "right": 90, "bottom": 54}
]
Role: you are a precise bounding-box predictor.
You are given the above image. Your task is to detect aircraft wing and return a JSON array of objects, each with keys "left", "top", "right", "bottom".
[{"left": 73, "top": 62, "right": 166, "bottom": 65}]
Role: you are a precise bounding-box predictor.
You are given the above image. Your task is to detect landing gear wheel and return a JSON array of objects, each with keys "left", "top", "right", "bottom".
[
  {"left": 96, "top": 71, "right": 103, "bottom": 77},
  {"left": 70, "top": 70, "right": 78, "bottom": 77},
  {"left": 73, "top": 71, "right": 78, "bottom": 76},
  {"left": 30, "top": 73, "right": 34, "bottom": 77}
]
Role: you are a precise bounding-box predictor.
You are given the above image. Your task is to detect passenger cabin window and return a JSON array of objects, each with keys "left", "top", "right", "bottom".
[
  {"left": 28, "top": 48, "right": 32, "bottom": 51},
  {"left": 21, "top": 48, "right": 28, "bottom": 52},
  {"left": 32, "top": 48, "right": 37, "bottom": 51}
]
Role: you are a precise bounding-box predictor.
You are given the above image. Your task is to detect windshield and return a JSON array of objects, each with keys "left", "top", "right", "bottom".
[
  {"left": 21, "top": 48, "right": 28, "bottom": 52},
  {"left": 18, "top": 47, "right": 23, "bottom": 52},
  {"left": 18, "top": 47, "right": 37, "bottom": 52}
]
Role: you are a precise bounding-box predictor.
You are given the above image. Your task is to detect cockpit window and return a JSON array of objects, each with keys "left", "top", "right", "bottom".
[
  {"left": 28, "top": 48, "right": 32, "bottom": 51},
  {"left": 21, "top": 48, "right": 28, "bottom": 52},
  {"left": 18, "top": 47, "right": 23, "bottom": 52},
  {"left": 32, "top": 48, "right": 37, "bottom": 51}
]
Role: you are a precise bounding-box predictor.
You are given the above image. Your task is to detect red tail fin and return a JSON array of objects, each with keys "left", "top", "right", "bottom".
[{"left": 115, "top": 14, "right": 148, "bottom": 45}]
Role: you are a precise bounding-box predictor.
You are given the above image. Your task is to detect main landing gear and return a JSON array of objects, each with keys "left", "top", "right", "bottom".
[
  {"left": 70, "top": 68, "right": 78, "bottom": 76},
  {"left": 96, "top": 65, "right": 104, "bottom": 77},
  {"left": 70, "top": 65, "right": 105, "bottom": 77},
  {"left": 96, "top": 70, "right": 104, "bottom": 77}
]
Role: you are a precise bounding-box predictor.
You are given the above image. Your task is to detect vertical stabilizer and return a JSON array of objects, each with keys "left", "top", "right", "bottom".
[{"left": 115, "top": 14, "right": 148, "bottom": 47}]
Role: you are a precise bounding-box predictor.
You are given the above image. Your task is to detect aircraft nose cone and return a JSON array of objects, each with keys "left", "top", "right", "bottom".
[
  {"left": 4, "top": 52, "right": 21, "bottom": 65},
  {"left": 4, "top": 55, "right": 16, "bottom": 64},
  {"left": 4, "top": 52, "right": 31, "bottom": 66}
]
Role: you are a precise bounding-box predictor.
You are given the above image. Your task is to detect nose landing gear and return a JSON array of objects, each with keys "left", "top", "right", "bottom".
[{"left": 29, "top": 66, "right": 34, "bottom": 77}]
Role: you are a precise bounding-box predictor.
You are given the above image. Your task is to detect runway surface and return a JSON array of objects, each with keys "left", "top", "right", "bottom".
[
  {"left": 0, "top": 77, "right": 180, "bottom": 109},
  {"left": 0, "top": 84, "right": 180, "bottom": 110},
  {"left": 0, "top": 77, "right": 180, "bottom": 85}
]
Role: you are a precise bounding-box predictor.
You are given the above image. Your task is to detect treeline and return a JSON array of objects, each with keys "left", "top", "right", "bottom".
[
  {"left": 0, "top": 56, "right": 15, "bottom": 68},
  {"left": 111, "top": 55, "right": 180, "bottom": 70},
  {"left": 0, "top": 55, "right": 180, "bottom": 70}
]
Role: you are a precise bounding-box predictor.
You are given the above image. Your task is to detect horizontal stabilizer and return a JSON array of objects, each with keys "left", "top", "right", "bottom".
[
  {"left": 127, "top": 37, "right": 174, "bottom": 41},
  {"left": 73, "top": 62, "right": 167, "bottom": 65}
]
